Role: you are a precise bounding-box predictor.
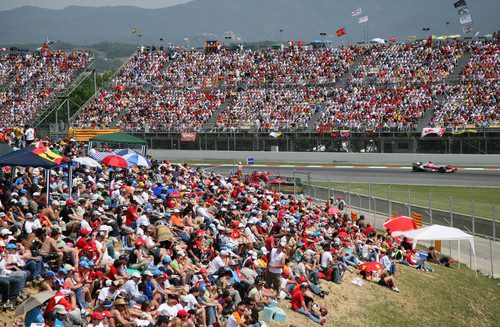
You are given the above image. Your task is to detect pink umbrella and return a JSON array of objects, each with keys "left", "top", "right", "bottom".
[{"left": 328, "top": 206, "right": 340, "bottom": 215}]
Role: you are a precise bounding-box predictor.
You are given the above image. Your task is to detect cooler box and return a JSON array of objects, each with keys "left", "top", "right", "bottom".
[{"left": 273, "top": 308, "right": 287, "bottom": 323}]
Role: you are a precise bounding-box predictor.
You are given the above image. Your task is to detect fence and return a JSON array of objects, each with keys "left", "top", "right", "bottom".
[{"left": 298, "top": 177, "right": 498, "bottom": 277}]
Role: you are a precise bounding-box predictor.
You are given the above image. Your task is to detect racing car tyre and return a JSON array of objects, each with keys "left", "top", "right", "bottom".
[{"left": 438, "top": 167, "right": 446, "bottom": 173}]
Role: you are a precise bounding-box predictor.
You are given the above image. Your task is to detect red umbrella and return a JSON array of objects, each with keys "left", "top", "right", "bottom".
[
  {"left": 328, "top": 206, "right": 340, "bottom": 215},
  {"left": 102, "top": 155, "right": 128, "bottom": 168},
  {"left": 269, "top": 177, "right": 287, "bottom": 184},
  {"left": 358, "top": 262, "right": 383, "bottom": 273},
  {"left": 383, "top": 216, "right": 416, "bottom": 233},
  {"left": 338, "top": 231, "right": 349, "bottom": 239}
]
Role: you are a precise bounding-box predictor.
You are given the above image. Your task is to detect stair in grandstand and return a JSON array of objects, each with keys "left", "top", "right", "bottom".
[
  {"left": 202, "top": 82, "right": 247, "bottom": 132},
  {"left": 305, "top": 54, "right": 368, "bottom": 132},
  {"left": 446, "top": 52, "right": 472, "bottom": 85}
]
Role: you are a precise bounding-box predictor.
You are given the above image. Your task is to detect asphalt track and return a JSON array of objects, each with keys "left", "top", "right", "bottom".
[{"left": 203, "top": 166, "right": 500, "bottom": 187}]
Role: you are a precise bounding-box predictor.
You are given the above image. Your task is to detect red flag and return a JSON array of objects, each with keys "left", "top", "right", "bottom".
[{"left": 336, "top": 28, "right": 346, "bottom": 37}]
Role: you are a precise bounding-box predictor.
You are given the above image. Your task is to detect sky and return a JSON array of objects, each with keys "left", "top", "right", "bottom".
[{"left": 0, "top": 0, "right": 192, "bottom": 11}]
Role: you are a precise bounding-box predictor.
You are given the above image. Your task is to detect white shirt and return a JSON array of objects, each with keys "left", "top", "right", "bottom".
[
  {"left": 185, "top": 294, "right": 199, "bottom": 311},
  {"left": 25, "top": 128, "right": 35, "bottom": 141},
  {"left": 124, "top": 279, "right": 141, "bottom": 298},
  {"left": 157, "top": 303, "right": 181, "bottom": 317},
  {"left": 208, "top": 256, "right": 225, "bottom": 275},
  {"left": 380, "top": 255, "right": 391, "bottom": 269},
  {"left": 268, "top": 248, "right": 285, "bottom": 274},
  {"left": 321, "top": 252, "right": 333, "bottom": 268}
]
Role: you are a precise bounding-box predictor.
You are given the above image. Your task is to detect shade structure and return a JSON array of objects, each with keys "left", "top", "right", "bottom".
[
  {"left": 395, "top": 225, "right": 477, "bottom": 273},
  {"left": 328, "top": 206, "right": 341, "bottom": 216},
  {"left": 102, "top": 155, "right": 128, "bottom": 168},
  {"left": 15, "top": 290, "right": 56, "bottom": 316},
  {"left": 383, "top": 216, "right": 417, "bottom": 233},
  {"left": 122, "top": 153, "right": 151, "bottom": 167},
  {"left": 358, "top": 262, "right": 383, "bottom": 273},
  {"left": 89, "top": 131, "right": 147, "bottom": 145},
  {"left": 0, "top": 147, "right": 63, "bottom": 168},
  {"left": 73, "top": 157, "right": 101, "bottom": 168},
  {"left": 371, "top": 38, "right": 386, "bottom": 44}
]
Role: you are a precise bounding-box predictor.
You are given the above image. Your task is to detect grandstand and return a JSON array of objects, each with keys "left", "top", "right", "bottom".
[{"left": 0, "top": 39, "right": 498, "bottom": 153}]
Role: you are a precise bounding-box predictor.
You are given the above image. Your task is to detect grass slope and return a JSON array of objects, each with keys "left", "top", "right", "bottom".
[{"left": 271, "top": 265, "right": 499, "bottom": 327}]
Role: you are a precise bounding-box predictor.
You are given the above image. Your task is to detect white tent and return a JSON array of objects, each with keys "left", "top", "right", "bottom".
[{"left": 396, "top": 225, "right": 476, "bottom": 273}]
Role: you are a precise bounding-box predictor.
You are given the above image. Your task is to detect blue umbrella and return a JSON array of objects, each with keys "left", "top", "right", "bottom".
[{"left": 122, "top": 153, "right": 151, "bottom": 167}]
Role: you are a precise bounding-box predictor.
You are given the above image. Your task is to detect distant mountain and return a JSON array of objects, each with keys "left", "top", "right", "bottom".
[{"left": 1, "top": 0, "right": 498, "bottom": 45}]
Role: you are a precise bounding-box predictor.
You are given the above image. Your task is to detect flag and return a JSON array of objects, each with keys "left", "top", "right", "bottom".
[
  {"left": 358, "top": 16, "right": 368, "bottom": 24},
  {"left": 412, "top": 212, "right": 423, "bottom": 228},
  {"left": 340, "top": 130, "right": 351, "bottom": 138},
  {"left": 453, "top": 0, "right": 467, "bottom": 8},
  {"left": 336, "top": 28, "right": 346, "bottom": 37},
  {"left": 352, "top": 8, "right": 362, "bottom": 16},
  {"left": 180, "top": 132, "right": 197, "bottom": 142},
  {"left": 451, "top": 130, "right": 464, "bottom": 135},
  {"left": 408, "top": 35, "right": 417, "bottom": 41},
  {"left": 421, "top": 128, "right": 446, "bottom": 138},
  {"left": 351, "top": 212, "right": 359, "bottom": 220},
  {"left": 365, "top": 129, "right": 375, "bottom": 135},
  {"left": 466, "top": 129, "right": 477, "bottom": 133},
  {"left": 459, "top": 14, "right": 472, "bottom": 24},
  {"left": 463, "top": 25, "right": 472, "bottom": 33},
  {"left": 457, "top": 7, "right": 469, "bottom": 15},
  {"left": 330, "top": 131, "right": 340, "bottom": 137},
  {"left": 131, "top": 28, "right": 137, "bottom": 34},
  {"left": 32, "top": 147, "right": 67, "bottom": 165},
  {"left": 269, "top": 132, "right": 282, "bottom": 138}
]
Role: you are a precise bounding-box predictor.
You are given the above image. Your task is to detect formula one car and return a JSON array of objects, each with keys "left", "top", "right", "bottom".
[{"left": 412, "top": 161, "right": 457, "bottom": 173}]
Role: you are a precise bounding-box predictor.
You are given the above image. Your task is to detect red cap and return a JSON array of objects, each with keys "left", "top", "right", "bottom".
[
  {"left": 298, "top": 277, "right": 307, "bottom": 283},
  {"left": 199, "top": 268, "right": 208, "bottom": 274},
  {"left": 66, "top": 199, "right": 75, "bottom": 205},
  {"left": 80, "top": 229, "right": 91, "bottom": 236},
  {"left": 135, "top": 238, "right": 146, "bottom": 246},
  {"left": 177, "top": 310, "right": 190, "bottom": 317},
  {"left": 91, "top": 312, "right": 104, "bottom": 319}
]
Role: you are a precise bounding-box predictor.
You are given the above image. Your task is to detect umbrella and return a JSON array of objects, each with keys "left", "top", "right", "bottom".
[
  {"left": 102, "top": 155, "right": 128, "bottom": 168},
  {"left": 484, "top": 33, "right": 493, "bottom": 38},
  {"left": 269, "top": 177, "right": 287, "bottom": 184},
  {"left": 15, "top": 290, "right": 56, "bottom": 316},
  {"left": 371, "top": 38, "right": 386, "bottom": 44},
  {"left": 122, "top": 153, "right": 151, "bottom": 167},
  {"left": 389, "top": 37, "right": 397, "bottom": 42},
  {"left": 328, "top": 206, "right": 340, "bottom": 215},
  {"left": 383, "top": 216, "right": 417, "bottom": 233},
  {"left": 358, "top": 262, "right": 383, "bottom": 273},
  {"left": 338, "top": 231, "right": 349, "bottom": 239},
  {"left": 73, "top": 157, "right": 101, "bottom": 168}
]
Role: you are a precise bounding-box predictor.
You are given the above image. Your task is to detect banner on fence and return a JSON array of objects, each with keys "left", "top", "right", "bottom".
[
  {"left": 180, "top": 132, "right": 197, "bottom": 142},
  {"left": 412, "top": 212, "right": 423, "bottom": 227}
]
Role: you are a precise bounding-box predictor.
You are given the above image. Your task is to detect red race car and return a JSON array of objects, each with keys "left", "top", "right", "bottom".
[{"left": 412, "top": 161, "right": 457, "bottom": 173}]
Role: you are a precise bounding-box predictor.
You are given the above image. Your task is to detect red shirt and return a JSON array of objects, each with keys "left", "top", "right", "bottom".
[
  {"left": 125, "top": 205, "right": 138, "bottom": 226},
  {"left": 265, "top": 235, "right": 275, "bottom": 252},
  {"left": 45, "top": 292, "right": 72, "bottom": 313},
  {"left": 108, "top": 265, "right": 119, "bottom": 280},
  {"left": 291, "top": 289, "right": 305, "bottom": 311}
]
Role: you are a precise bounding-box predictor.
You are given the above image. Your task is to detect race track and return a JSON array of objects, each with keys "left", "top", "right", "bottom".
[{"left": 201, "top": 165, "right": 500, "bottom": 187}]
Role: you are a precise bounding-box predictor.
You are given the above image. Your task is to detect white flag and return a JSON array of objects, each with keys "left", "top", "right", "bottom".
[
  {"left": 421, "top": 128, "right": 446, "bottom": 138},
  {"left": 352, "top": 8, "right": 362, "bottom": 16},
  {"left": 459, "top": 14, "right": 472, "bottom": 24},
  {"left": 358, "top": 16, "right": 368, "bottom": 24}
]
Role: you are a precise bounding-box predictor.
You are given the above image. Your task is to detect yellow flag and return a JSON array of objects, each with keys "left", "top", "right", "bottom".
[{"left": 131, "top": 28, "right": 137, "bottom": 34}]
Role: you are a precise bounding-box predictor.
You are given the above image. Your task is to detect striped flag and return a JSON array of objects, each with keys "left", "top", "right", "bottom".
[
  {"left": 459, "top": 14, "right": 472, "bottom": 24},
  {"left": 352, "top": 8, "right": 362, "bottom": 16},
  {"left": 351, "top": 212, "right": 359, "bottom": 220},
  {"left": 340, "top": 130, "right": 351, "bottom": 138},
  {"left": 412, "top": 212, "right": 423, "bottom": 227},
  {"left": 358, "top": 16, "right": 368, "bottom": 24},
  {"left": 269, "top": 131, "right": 282, "bottom": 138}
]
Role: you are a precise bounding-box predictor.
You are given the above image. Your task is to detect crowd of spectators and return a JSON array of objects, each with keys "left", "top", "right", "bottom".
[
  {"left": 214, "top": 87, "right": 330, "bottom": 132},
  {"left": 315, "top": 84, "right": 441, "bottom": 132},
  {"left": 0, "top": 139, "right": 453, "bottom": 327},
  {"left": 0, "top": 47, "right": 92, "bottom": 129},
  {"left": 348, "top": 40, "right": 464, "bottom": 85}
]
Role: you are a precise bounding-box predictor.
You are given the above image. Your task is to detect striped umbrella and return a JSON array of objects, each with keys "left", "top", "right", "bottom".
[{"left": 121, "top": 153, "right": 151, "bottom": 167}]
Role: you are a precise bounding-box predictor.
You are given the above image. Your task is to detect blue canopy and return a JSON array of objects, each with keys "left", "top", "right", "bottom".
[{"left": 0, "top": 147, "right": 59, "bottom": 168}]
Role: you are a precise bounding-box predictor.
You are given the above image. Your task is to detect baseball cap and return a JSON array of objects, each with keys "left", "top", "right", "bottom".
[
  {"left": 1, "top": 229, "right": 12, "bottom": 236},
  {"left": 53, "top": 305, "right": 68, "bottom": 315},
  {"left": 177, "top": 309, "right": 190, "bottom": 317},
  {"left": 131, "top": 272, "right": 141, "bottom": 278},
  {"left": 66, "top": 199, "right": 74, "bottom": 205},
  {"left": 91, "top": 312, "right": 104, "bottom": 319}
]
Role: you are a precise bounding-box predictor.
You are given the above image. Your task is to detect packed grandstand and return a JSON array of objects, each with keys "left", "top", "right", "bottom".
[
  {"left": 0, "top": 36, "right": 498, "bottom": 327},
  {"left": 2, "top": 39, "right": 497, "bottom": 135}
]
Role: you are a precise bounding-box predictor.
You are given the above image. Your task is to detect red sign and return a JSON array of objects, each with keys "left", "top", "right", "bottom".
[{"left": 181, "top": 132, "right": 197, "bottom": 142}]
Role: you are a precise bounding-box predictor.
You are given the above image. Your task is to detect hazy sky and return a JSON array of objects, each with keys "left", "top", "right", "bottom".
[{"left": 0, "top": 0, "right": 192, "bottom": 11}]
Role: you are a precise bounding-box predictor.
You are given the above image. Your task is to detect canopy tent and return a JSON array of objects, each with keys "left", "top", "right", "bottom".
[
  {"left": 89, "top": 132, "right": 147, "bottom": 156},
  {"left": 0, "top": 147, "right": 65, "bottom": 203},
  {"left": 395, "top": 225, "right": 476, "bottom": 273}
]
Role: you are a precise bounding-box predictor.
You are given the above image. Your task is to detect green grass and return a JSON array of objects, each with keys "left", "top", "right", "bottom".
[
  {"left": 270, "top": 264, "right": 499, "bottom": 327},
  {"left": 311, "top": 181, "right": 498, "bottom": 220}
]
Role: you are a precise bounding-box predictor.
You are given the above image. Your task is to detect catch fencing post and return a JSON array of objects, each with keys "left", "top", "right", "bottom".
[
  {"left": 293, "top": 170, "right": 297, "bottom": 196},
  {"left": 472, "top": 200, "right": 475, "bottom": 237},
  {"left": 327, "top": 175, "right": 331, "bottom": 198},
  {"left": 449, "top": 195, "right": 453, "bottom": 258},
  {"left": 493, "top": 203, "right": 496, "bottom": 241},
  {"left": 373, "top": 197, "right": 377, "bottom": 225},
  {"left": 368, "top": 182, "right": 372, "bottom": 221},
  {"left": 348, "top": 176, "right": 351, "bottom": 211},
  {"left": 408, "top": 189, "right": 411, "bottom": 216},
  {"left": 388, "top": 185, "right": 392, "bottom": 217},
  {"left": 429, "top": 193, "right": 433, "bottom": 225},
  {"left": 490, "top": 238, "right": 494, "bottom": 277}
]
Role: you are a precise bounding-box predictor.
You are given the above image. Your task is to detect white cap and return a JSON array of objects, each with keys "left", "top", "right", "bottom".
[
  {"left": 132, "top": 272, "right": 141, "bottom": 278},
  {"left": 1, "top": 229, "right": 12, "bottom": 236}
]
